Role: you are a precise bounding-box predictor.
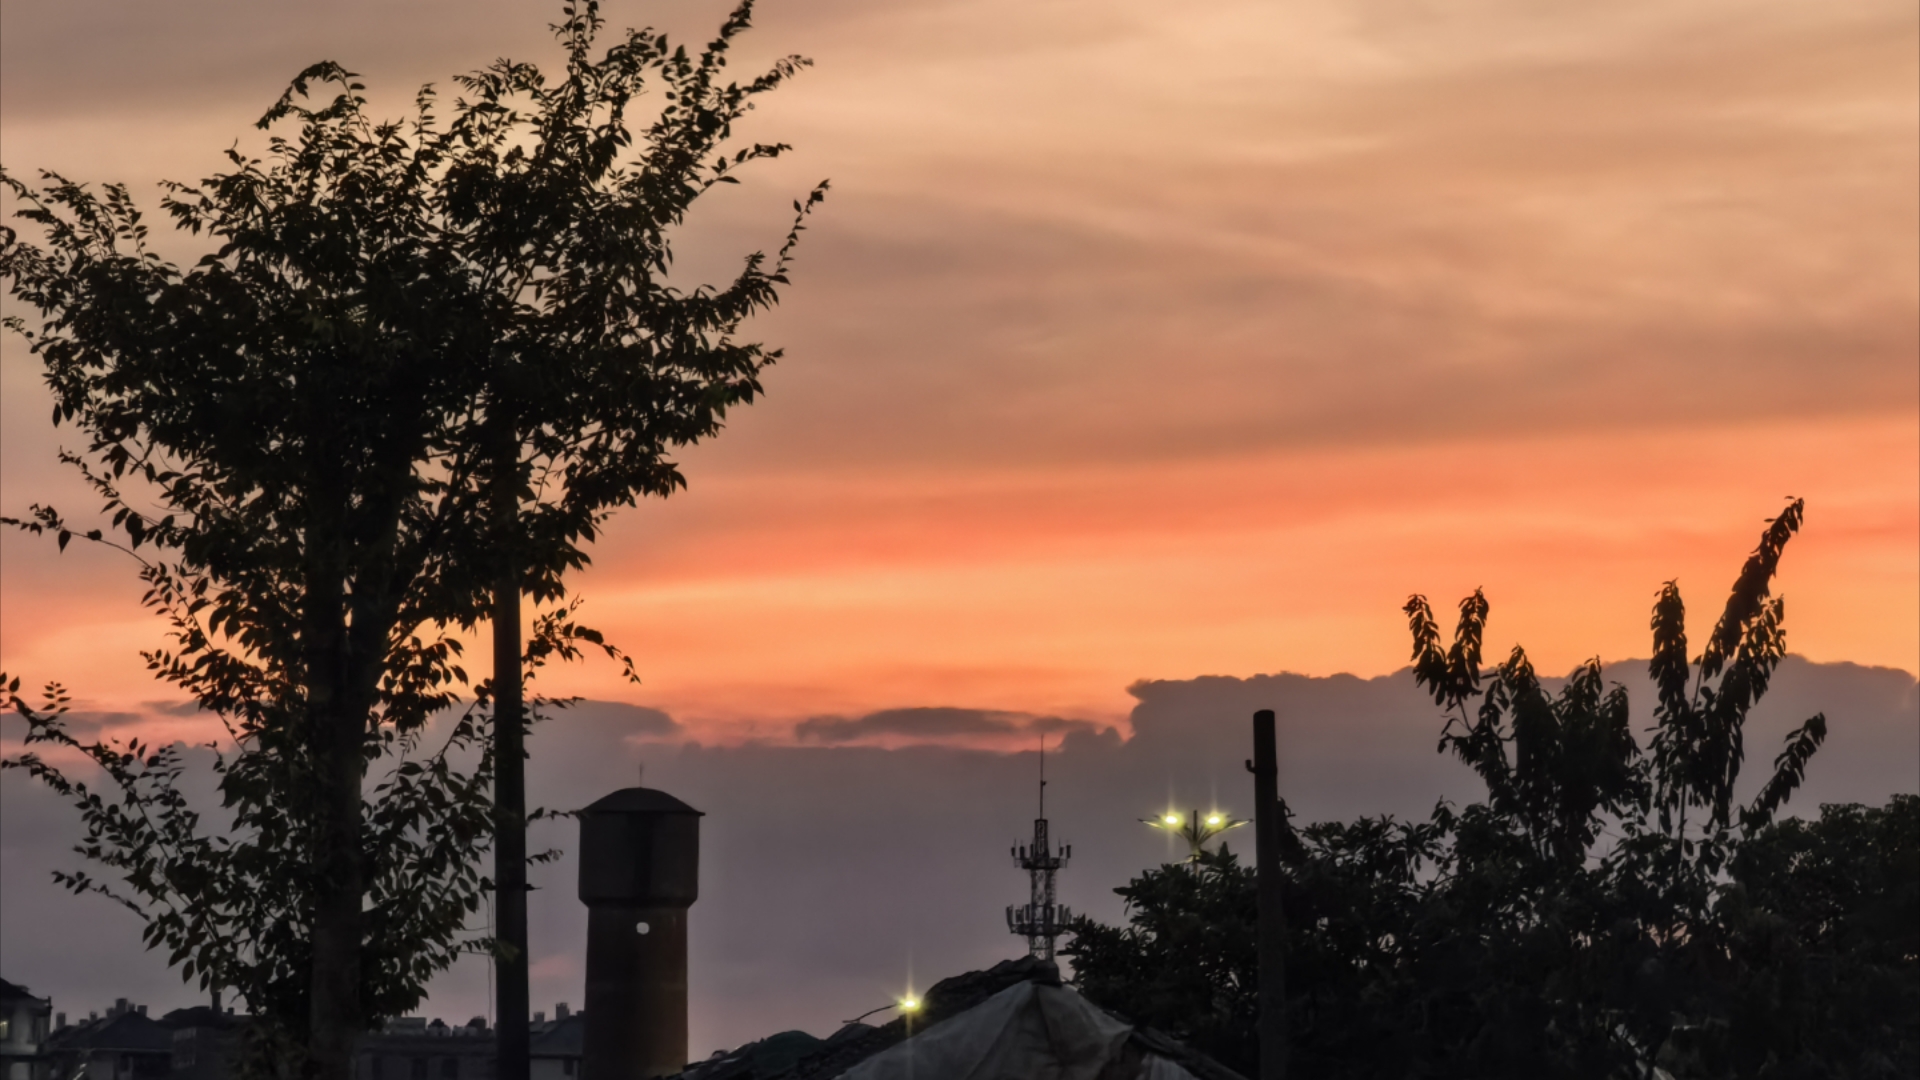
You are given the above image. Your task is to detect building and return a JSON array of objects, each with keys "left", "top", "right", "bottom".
[
  {"left": 42, "top": 999, "right": 173, "bottom": 1079},
  {"left": 349, "top": 1008, "right": 585, "bottom": 1079},
  {"left": 353, "top": 1017, "right": 495, "bottom": 1080},
  {"left": 528, "top": 1011, "right": 585, "bottom": 1080},
  {"left": 3, "top": 984, "right": 582, "bottom": 1080},
  {"left": 0, "top": 979, "right": 53, "bottom": 1080},
  {"left": 162, "top": 1005, "right": 247, "bottom": 1080},
  {"left": 670, "top": 956, "right": 1245, "bottom": 1080}
]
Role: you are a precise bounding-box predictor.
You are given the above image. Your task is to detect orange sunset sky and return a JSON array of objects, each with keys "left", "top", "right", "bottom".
[{"left": 2, "top": 0, "right": 1915, "bottom": 744}]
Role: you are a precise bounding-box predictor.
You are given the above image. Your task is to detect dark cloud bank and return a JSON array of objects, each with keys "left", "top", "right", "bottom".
[
  {"left": 2, "top": 658, "right": 1913, "bottom": 1053},
  {"left": 794, "top": 706, "right": 1103, "bottom": 744}
]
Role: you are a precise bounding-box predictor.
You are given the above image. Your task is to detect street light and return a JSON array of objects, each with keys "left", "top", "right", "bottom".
[
  {"left": 1141, "top": 807, "right": 1248, "bottom": 860},
  {"left": 843, "top": 994, "right": 924, "bottom": 1026}
]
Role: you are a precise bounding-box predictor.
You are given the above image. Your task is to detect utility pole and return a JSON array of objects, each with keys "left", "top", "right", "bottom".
[
  {"left": 1007, "top": 737, "right": 1072, "bottom": 960},
  {"left": 1247, "top": 709, "right": 1287, "bottom": 1080},
  {"left": 492, "top": 388, "right": 529, "bottom": 1080}
]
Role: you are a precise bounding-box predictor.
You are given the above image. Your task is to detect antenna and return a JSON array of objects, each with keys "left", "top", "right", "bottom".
[
  {"left": 1038, "top": 733, "right": 1047, "bottom": 819},
  {"left": 1007, "top": 732, "right": 1071, "bottom": 961}
]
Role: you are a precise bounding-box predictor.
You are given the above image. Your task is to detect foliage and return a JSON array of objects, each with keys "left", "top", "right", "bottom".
[
  {"left": 1067, "top": 504, "right": 1919, "bottom": 1078},
  {"left": 0, "top": 1, "right": 822, "bottom": 1071},
  {"left": 1071, "top": 798, "right": 1919, "bottom": 1079},
  {"left": 2, "top": 676, "right": 501, "bottom": 1069},
  {"left": 1069, "top": 845, "right": 1261, "bottom": 1070}
]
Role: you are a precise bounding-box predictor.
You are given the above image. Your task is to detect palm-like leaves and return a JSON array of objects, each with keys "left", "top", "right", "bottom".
[
  {"left": 1408, "top": 499, "right": 1824, "bottom": 873},
  {"left": 1647, "top": 500, "right": 1818, "bottom": 836}
]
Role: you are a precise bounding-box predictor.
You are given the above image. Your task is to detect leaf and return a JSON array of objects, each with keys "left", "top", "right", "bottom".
[
  {"left": 1700, "top": 499, "right": 1803, "bottom": 681},
  {"left": 1742, "top": 714, "right": 1827, "bottom": 833}
]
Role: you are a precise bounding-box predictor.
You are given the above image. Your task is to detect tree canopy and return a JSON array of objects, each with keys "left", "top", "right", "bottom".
[
  {"left": 1, "top": 2, "right": 823, "bottom": 1074},
  {"left": 1067, "top": 504, "right": 1919, "bottom": 1078}
]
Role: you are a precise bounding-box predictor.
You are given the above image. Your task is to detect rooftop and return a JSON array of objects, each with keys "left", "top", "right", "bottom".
[{"left": 671, "top": 956, "right": 1246, "bottom": 1080}]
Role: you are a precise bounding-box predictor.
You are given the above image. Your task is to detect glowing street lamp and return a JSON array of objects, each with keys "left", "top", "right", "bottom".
[
  {"left": 843, "top": 993, "right": 924, "bottom": 1026},
  {"left": 1141, "top": 807, "right": 1248, "bottom": 860}
]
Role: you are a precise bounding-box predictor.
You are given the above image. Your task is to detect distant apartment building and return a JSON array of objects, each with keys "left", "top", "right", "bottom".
[
  {"left": 352, "top": 1007, "right": 584, "bottom": 1079},
  {"left": 43, "top": 998, "right": 173, "bottom": 1080},
  {"left": 2, "top": 980, "right": 584, "bottom": 1080}
]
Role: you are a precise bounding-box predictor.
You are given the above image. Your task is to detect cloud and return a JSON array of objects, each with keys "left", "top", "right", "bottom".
[
  {"left": 793, "top": 706, "right": 1102, "bottom": 745},
  {"left": 24, "top": 710, "right": 145, "bottom": 742},
  {"left": 7, "top": 657, "right": 1908, "bottom": 1055},
  {"left": 551, "top": 700, "right": 683, "bottom": 740}
]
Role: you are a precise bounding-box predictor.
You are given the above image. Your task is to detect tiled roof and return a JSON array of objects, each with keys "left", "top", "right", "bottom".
[
  {"left": 0, "top": 978, "right": 47, "bottom": 1002},
  {"left": 47, "top": 1012, "right": 174, "bottom": 1053},
  {"left": 531, "top": 1013, "right": 586, "bottom": 1056},
  {"left": 159, "top": 1006, "right": 244, "bottom": 1030}
]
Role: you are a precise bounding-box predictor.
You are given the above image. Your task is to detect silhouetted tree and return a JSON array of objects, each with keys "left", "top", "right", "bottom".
[
  {"left": 0, "top": 2, "right": 823, "bottom": 1075},
  {"left": 1068, "top": 504, "right": 1918, "bottom": 1078}
]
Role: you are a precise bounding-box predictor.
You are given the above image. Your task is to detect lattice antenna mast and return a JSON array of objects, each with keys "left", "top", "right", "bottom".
[{"left": 1007, "top": 735, "right": 1072, "bottom": 960}]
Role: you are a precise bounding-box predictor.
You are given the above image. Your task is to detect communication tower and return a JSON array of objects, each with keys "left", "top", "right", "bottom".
[{"left": 1006, "top": 737, "right": 1072, "bottom": 960}]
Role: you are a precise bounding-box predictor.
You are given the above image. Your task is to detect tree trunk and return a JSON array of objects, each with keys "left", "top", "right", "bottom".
[
  {"left": 306, "top": 552, "right": 365, "bottom": 1080},
  {"left": 493, "top": 399, "right": 531, "bottom": 1080}
]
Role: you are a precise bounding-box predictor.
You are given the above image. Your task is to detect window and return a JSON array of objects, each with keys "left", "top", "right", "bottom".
[
  {"left": 0, "top": 1014, "right": 10, "bottom": 1040},
  {"left": 563, "top": 1061, "right": 577, "bottom": 1077},
  {"left": 410, "top": 1058, "right": 429, "bottom": 1080},
  {"left": 441, "top": 1058, "right": 459, "bottom": 1079}
]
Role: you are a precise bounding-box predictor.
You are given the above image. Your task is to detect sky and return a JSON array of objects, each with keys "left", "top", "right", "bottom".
[{"left": 1, "top": 0, "right": 1916, "bottom": 1053}]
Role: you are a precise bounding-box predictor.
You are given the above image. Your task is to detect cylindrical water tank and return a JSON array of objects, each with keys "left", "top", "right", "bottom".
[{"left": 578, "top": 787, "right": 703, "bottom": 1080}]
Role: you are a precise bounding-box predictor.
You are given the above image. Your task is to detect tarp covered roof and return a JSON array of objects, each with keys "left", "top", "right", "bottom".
[
  {"left": 841, "top": 979, "right": 1200, "bottom": 1080},
  {"left": 676, "top": 957, "right": 1244, "bottom": 1080}
]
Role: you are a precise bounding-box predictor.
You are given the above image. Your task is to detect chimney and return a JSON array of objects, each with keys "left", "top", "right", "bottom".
[
  {"left": 579, "top": 787, "right": 702, "bottom": 1080},
  {"left": 137, "top": 1005, "right": 147, "bottom": 1017},
  {"left": 55, "top": 1013, "right": 65, "bottom": 1029},
  {"left": 555, "top": 1003, "right": 570, "bottom": 1021},
  {"left": 114, "top": 998, "right": 129, "bottom": 1017},
  {"left": 533, "top": 1011, "right": 545, "bottom": 1024}
]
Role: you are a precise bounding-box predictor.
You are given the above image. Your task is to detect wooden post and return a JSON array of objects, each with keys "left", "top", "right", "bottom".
[{"left": 1249, "top": 709, "right": 1287, "bottom": 1080}]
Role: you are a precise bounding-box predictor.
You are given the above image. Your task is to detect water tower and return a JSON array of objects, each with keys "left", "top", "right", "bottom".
[{"left": 578, "top": 787, "right": 702, "bottom": 1079}]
